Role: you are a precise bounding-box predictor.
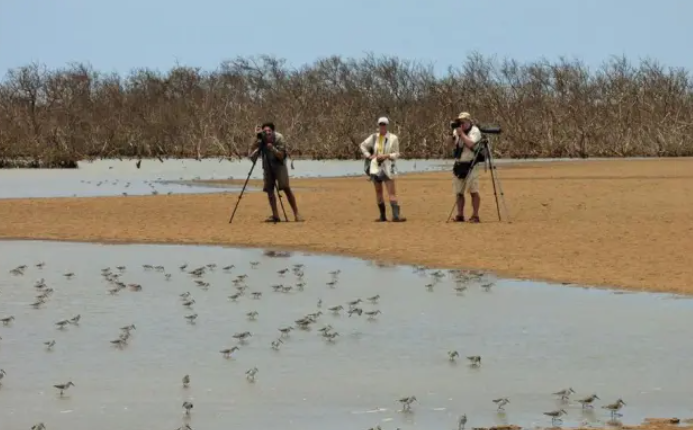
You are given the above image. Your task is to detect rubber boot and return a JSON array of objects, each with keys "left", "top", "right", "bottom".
[
  {"left": 376, "top": 202, "right": 387, "bottom": 222},
  {"left": 391, "top": 203, "right": 407, "bottom": 222}
]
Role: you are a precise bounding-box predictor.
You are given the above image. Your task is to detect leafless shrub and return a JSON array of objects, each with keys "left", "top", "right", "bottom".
[{"left": 1, "top": 53, "right": 691, "bottom": 167}]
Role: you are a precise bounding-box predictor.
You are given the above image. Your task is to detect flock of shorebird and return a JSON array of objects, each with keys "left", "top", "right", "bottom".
[{"left": 0, "top": 258, "right": 630, "bottom": 430}]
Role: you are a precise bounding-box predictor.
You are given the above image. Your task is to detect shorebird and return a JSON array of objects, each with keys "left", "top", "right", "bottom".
[
  {"left": 245, "top": 367, "right": 258, "bottom": 382},
  {"left": 347, "top": 298, "right": 362, "bottom": 308},
  {"left": 120, "top": 324, "right": 136, "bottom": 333},
  {"left": 250, "top": 292, "right": 262, "bottom": 299},
  {"left": 54, "top": 381, "right": 75, "bottom": 396},
  {"left": 228, "top": 293, "right": 242, "bottom": 301},
  {"left": 448, "top": 350, "right": 460, "bottom": 361},
  {"left": 317, "top": 298, "right": 322, "bottom": 308},
  {"left": 36, "top": 262, "right": 46, "bottom": 269},
  {"left": 481, "top": 282, "right": 494, "bottom": 291},
  {"left": 398, "top": 395, "right": 417, "bottom": 411},
  {"left": 111, "top": 335, "right": 128, "bottom": 348},
  {"left": 271, "top": 339, "right": 283, "bottom": 350},
  {"left": 180, "top": 292, "right": 191, "bottom": 300},
  {"left": 30, "top": 299, "right": 45, "bottom": 308},
  {"left": 31, "top": 423, "right": 46, "bottom": 430},
  {"left": 182, "top": 299, "right": 195, "bottom": 308},
  {"left": 323, "top": 331, "right": 339, "bottom": 342},
  {"left": 182, "top": 401, "right": 193, "bottom": 415},
  {"left": 184, "top": 314, "right": 198, "bottom": 323},
  {"left": 425, "top": 283, "right": 435, "bottom": 291},
  {"left": 278, "top": 326, "right": 293, "bottom": 337},
  {"left": 277, "top": 268, "right": 289, "bottom": 277},
  {"left": 348, "top": 307, "right": 362, "bottom": 317},
  {"left": 553, "top": 387, "right": 575, "bottom": 401},
  {"left": 220, "top": 346, "right": 239, "bottom": 358},
  {"left": 458, "top": 414, "right": 467, "bottom": 430},
  {"left": 233, "top": 331, "right": 252, "bottom": 341},
  {"left": 0, "top": 369, "right": 5, "bottom": 384},
  {"left": 55, "top": 319, "right": 70, "bottom": 329},
  {"left": 0, "top": 316, "right": 14, "bottom": 325},
  {"left": 70, "top": 314, "right": 81, "bottom": 324},
  {"left": 578, "top": 394, "right": 600, "bottom": 408},
  {"left": 493, "top": 398, "right": 510, "bottom": 411},
  {"left": 182, "top": 374, "right": 190, "bottom": 387},
  {"left": 246, "top": 311, "right": 259, "bottom": 320},
  {"left": 365, "top": 310, "right": 381, "bottom": 319},
  {"left": 328, "top": 305, "right": 343, "bottom": 313},
  {"left": 467, "top": 356, "right": 481, "bottom": 366},
  {"left": 544, "top": 409, "right": 567, "bottom": 424},
  {"left": 44, "top": 340, "right": 56, "bottom": 349},
  {"left": 602, "top": 399, "right": 626, "bottom": 418},
  {"left": 223, "top": 265, "right": 235, "bottom": 271},
  {"left": 63, "top": 272, "right": 75, "bottom": 279}
]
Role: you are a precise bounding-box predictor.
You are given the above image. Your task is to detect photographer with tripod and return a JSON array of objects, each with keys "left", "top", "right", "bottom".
[
  {"left": 448, "top": 112, "right": 483, "bottom": 223},
  {"left": 248, "top": 122, "right": 303, "bottom": 223}
]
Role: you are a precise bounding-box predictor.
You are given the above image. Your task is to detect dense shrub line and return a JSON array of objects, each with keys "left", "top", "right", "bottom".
[{"left": 0, "top": 53, "right": 691, "bottom": 167}]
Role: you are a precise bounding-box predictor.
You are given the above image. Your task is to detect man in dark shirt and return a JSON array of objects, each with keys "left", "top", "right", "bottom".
[{"left": 249, "top": 122, "right": 303, "bottom": 222}]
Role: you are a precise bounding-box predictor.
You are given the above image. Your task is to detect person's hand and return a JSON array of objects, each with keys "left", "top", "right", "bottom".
[
  {"left": 266, "top": 142, "right": 274, "bottom": 150},
  {"left": 377, "top": 154, "right": 388, "bottom": 161},
  {"left": 369, "top": 154, "right": 377, "bottom": 160},
  {"left": 254, "top": 125, "right": 262, "bottom": 134}
]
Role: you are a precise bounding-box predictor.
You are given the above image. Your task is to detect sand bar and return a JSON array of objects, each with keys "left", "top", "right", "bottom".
[{"left": 1, "top": 158, "right": 692, "bottom": 294}]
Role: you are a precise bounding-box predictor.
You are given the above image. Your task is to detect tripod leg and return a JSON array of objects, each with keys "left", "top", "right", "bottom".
[
  {"left": 275, "top": 181, "right": 289, "bottom": 222},
  {"left": 228, "top": 154, "right": 259, "bottom": 224},
  {"left": 491, "top": 163, "right": 511, "bottom": 222},
  {"left": 446, "top": 195, "right": 459, "bottom": 223},
  {"left": 487, "top": 158, "right": 502, "bottom": 222}
]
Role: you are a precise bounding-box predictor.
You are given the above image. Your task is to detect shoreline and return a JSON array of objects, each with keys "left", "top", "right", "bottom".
[{"left": 1, "top": 158, "right": 692, "bottom": 295}]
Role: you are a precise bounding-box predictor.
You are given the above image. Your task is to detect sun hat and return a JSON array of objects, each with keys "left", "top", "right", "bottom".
[
  {"left": 457, "top": 112, "right": 472, "bottom": 121},
  {"left": 377, "top": 116, "right": 389, "bottom": 125}
]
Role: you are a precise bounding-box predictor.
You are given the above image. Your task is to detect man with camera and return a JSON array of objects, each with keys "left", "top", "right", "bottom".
[
  {"left": 249, "top": 122, "right": 303, "bottom": 223},
  {"left": 359, "top": 116, "right": 406, "bottom": 222},
  {"left": 448, "top": 112, "right": 483, "bottom": 223}
]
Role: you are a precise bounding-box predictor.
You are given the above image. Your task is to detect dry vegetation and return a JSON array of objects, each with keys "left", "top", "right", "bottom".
[{"left": 1, "top": 53, "right": 692, "bottom": 167}]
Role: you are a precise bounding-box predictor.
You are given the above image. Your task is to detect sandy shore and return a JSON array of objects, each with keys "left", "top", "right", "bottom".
[{"left": 1, "top": 158, "right": 691, "bottom": 294}]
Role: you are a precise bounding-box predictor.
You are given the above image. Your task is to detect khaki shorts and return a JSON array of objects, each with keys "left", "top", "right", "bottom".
[
  {"left": 453, "top": 165, "right": 480, "bottom": 195},
  {"left": 263, "top": 164, "right": 290, "bottom": 192}
]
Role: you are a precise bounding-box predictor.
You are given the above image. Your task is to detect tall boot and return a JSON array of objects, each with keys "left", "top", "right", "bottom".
[
  {"left": 376, "top": 202, "right": 387, "bottom": 222},
  {"left": 391, "top": 203, "right": 407, "bottom": 222}
]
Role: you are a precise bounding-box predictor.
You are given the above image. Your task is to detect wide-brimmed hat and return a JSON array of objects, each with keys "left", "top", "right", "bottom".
[{"left": 457, "top": 112, "right": 472, "bottom": 122}]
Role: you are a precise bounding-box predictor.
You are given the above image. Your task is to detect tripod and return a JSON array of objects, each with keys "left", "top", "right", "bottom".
[
  {"left": 446, "top": 138, "right": 510, "bottom": 223},
  {"left": 228, "top": 143, "right": 289, "bottom": 224}
]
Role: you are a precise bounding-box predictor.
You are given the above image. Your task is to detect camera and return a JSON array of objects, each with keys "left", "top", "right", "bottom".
[{"left": 450, "top": 120, "right": 461, "bottom": 130}]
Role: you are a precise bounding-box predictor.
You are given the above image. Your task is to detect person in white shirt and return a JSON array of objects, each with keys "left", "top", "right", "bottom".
[
  {"left": 359, "top": 116, "right": 406, "bottom": 222},
  {"left": 448, "top": 112, "right": 483, "bottom": 222}
]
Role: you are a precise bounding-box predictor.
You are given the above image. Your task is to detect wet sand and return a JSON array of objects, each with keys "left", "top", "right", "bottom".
[{"left": 0, "top": 158, "right": 692, "bottom": 294}]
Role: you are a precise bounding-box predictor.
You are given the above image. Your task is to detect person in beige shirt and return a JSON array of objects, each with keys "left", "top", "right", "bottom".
[
  {"left": 359, "top": 116, "right": 406, "bottom": 222},
  {"left": 448, "top": 112, "right": 483, "bottom": 222}
]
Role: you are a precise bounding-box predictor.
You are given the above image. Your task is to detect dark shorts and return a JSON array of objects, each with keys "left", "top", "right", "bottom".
[
  {"left": 370, "top": 173, "right": 391, "bottom": 184},
  {"left": 263, "top": 164, "right": 290, "bottom": 192}
]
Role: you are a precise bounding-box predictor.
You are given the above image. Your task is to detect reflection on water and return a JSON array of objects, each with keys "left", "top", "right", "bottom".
[{"left": 0, "top": 240, "right": 692, "bottom": 430}]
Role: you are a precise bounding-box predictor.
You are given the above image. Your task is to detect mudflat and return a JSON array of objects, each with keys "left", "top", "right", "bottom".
[{"left": 1, "top": 158, "right": 692, "bottom": 294}]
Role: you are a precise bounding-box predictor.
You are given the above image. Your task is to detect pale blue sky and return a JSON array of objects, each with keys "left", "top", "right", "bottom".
[{"left": 0, "top": 0, "right": 690, "bottom": 76}]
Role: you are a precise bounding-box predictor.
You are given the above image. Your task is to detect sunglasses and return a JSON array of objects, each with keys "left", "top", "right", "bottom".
[{"left": 378, "top": 123, "right": 387, "bottom": 126}]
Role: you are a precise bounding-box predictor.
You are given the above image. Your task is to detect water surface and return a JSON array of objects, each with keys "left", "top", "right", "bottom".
[
  {"left": 0, "top": 240, "right": 690, "bottom": 430},
  {"left": 0, "top": 157, "right": 625, "bottom": 199}
]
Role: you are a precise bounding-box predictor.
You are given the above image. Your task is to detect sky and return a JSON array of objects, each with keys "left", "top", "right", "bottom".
[{"left": 0, "top": 0, "right": 691, "bottom": 77}]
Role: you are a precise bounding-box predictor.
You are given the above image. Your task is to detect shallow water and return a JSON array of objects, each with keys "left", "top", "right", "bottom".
[
  {"left": 0, "top": 157, "right": 624, "bottom": 199},
  {"left": 0, "top": 158, "right": 450, "bottom": 199},
  {"left": 0, "top": 240, "right": 691, "bottom": 430}
]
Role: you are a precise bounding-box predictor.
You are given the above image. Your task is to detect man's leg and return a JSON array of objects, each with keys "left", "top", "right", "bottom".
[
  {"left": 453, "top": 178, "right": 465, "bottom": 221},
  {"left": 468, "top": 170, "right": 481, "bottom": 222},
  {"left": 276, "top": 165, "right": 303, "bottom": 221},
  {"left": 263, "top": 171, "right": 280, "bottom": 221},
  {"left": 373, "top": 178, "right": 386, "bottom": 222},
  {"left": 385, "top": 179, "right": 406, "bottom": 222}
]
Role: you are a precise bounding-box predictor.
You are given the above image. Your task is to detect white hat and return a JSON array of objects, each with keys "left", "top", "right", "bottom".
[{"left": 377, "top": 116, "right": 389, "bottom": 125}]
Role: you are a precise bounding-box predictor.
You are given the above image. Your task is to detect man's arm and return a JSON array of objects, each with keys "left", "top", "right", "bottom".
[
  {"left": 270, "top": 133, "right": 287, "bottom": 161},
  {"left": 360, "top": 134, "right": 374, "bottom": 158},
  {"left": 458, "top": 127, "right": 482, "bottom": 149},
  {"left": 248, "top": 139, "right": 261, "bottom": 158}
]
